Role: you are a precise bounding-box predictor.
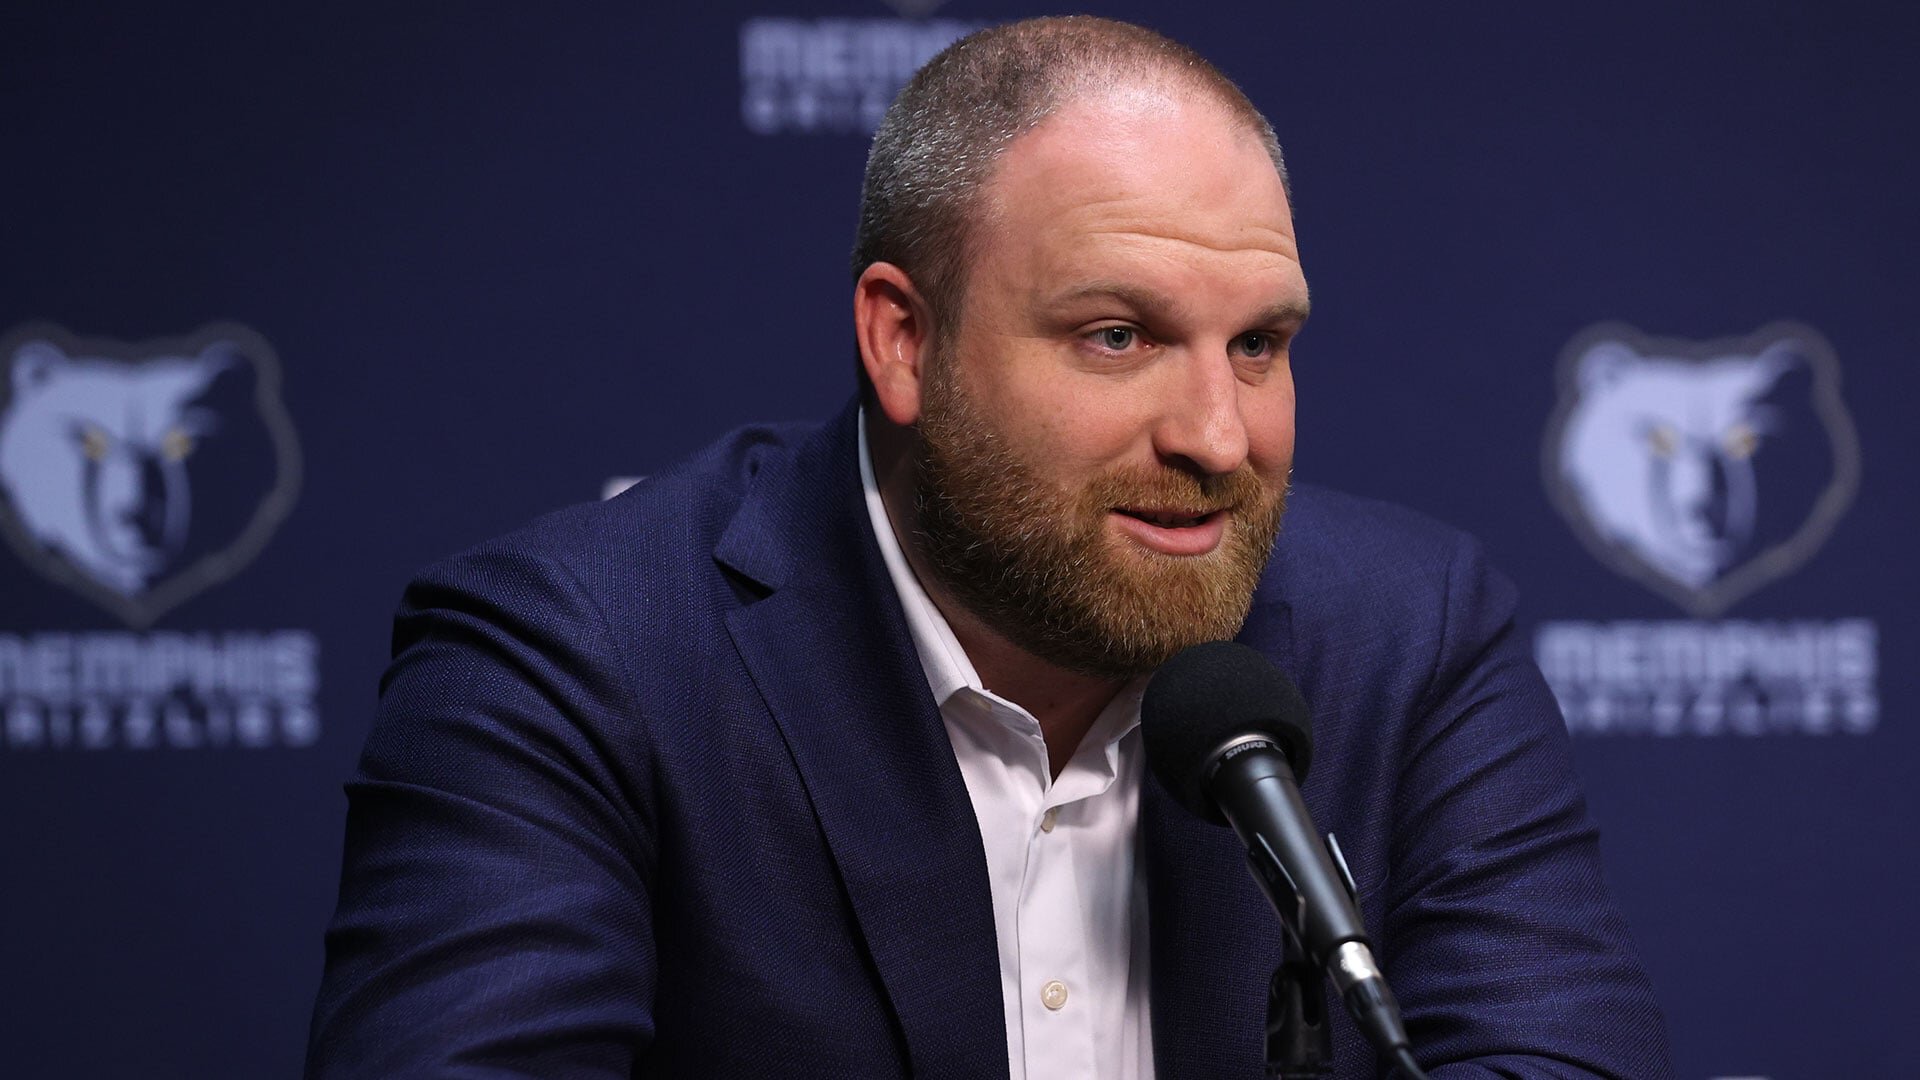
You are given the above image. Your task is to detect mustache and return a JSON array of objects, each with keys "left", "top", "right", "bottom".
[{"left": 1076, "top": 462, "right": 1276, "bottom": 515}]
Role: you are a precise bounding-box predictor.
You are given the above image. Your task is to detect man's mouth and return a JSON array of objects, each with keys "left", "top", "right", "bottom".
[
  {"left": 1109, "top": 506, "right": 1232, "bottom": 556},
  {"left": 1115, "top": 507, "right": 1221, "bottom": 528}
]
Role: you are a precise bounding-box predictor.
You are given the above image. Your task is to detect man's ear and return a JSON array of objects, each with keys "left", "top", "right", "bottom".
[{"left": 854, "top": 262, "right": 934, "bottom": 426}]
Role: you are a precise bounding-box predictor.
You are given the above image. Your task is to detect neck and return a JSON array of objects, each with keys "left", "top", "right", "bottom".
[{"left": 867, "top": 410, "right": 1124, "bottom": 778}]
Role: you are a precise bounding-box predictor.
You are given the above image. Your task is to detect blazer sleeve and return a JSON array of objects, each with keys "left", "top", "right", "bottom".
[
  {"left": 1382, "top": 535, "right": 1673, "bottom": 1079},
  {"left": 306, "top": 547, "right": 658, "bottom": 1079}
]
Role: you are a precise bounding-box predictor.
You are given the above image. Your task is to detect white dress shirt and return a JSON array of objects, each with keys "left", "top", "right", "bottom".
[{"left": 859, "top": 414, "right": 1155, "bottom": 1080}]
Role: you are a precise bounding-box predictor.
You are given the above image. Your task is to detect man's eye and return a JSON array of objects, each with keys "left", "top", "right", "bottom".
[
  {"left": 1234, "top": 332, "right": 1273, "bottom": 358},
  {"left": 161, "top": 427, "right": 196, "bottom": 462},
  {"left": 1094, "top": 326, "right": 1136, "bottom": 351},
  {"left": 79, "top": 426, "right": 112, "bottom": 462}
]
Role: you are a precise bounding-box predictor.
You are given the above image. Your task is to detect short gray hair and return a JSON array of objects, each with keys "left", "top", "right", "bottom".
[{"left": 851, "top": 16, "right": 1288, "bottom": 345}]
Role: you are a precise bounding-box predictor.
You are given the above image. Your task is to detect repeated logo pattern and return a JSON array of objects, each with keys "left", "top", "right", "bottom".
[
  {"left": 1542, "top": 322, "right": 1859, "bottom": 617},
  {"left": 0, "top": 323, "right": 302, "bottom": 627}
]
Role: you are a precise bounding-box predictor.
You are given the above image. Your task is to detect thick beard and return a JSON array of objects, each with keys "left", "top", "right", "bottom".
[{"left": 911, "top": 362, "right": 1287, "bottom": 680}]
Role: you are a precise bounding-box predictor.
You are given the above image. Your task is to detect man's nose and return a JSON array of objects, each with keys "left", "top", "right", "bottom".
[{"left": 1152, "top": 348, "right": 1250, "bottom": 476}]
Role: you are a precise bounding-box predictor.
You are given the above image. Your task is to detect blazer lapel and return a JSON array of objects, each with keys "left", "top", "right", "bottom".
[
  {"left": 716, "top": 404, "right": 1008, "bottom": 1079},
  {"left": 1145, "top": 599, "right": 1296, "bottom": 1078}
]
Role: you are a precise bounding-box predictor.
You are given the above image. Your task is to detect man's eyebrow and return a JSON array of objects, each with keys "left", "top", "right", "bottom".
[
  {"left": 1250, "top": 298, "right": 1312, "bottom": 326},
  {"left": 1045, "top": 281, "right": 1190, "bottom": 321},
  {"left": 1046, "top": 282, "right": 1311, "bottom": 327}
]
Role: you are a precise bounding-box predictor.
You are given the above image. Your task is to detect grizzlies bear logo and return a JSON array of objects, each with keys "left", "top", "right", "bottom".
[
  {"left": 1543, "top": 322, "right": 1859, "bottom": 617},
  {"left": 0, "top": 323, "right": 301, "bottom": 626}
]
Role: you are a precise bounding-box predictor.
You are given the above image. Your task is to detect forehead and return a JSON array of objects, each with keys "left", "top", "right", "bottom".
[{"left": 974, "top": 86, "right": 1302, "bottom": 296}]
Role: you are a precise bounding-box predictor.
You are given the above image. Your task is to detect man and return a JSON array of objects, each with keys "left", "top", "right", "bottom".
[{"left": 308, "top": 17, "right": 1670, "bottom": 1079}]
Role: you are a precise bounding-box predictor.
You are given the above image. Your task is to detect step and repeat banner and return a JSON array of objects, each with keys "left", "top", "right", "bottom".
[{"left": 3, "top": 3, "right": 1914, "bottom": 1077}]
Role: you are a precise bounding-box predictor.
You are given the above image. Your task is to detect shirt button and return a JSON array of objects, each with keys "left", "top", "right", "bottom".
[
  {"left": 1040, "top": 808, "right": 1059, "bottom": 833},
  {"left": 1040, "top": 980, "right": 1069, "bottom": 1010}
]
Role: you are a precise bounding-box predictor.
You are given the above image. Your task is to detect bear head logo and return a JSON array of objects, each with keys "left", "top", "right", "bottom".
[
  {"left": 0, "top": 323, "right": 301, "bottom": 626},
  {"left": 1542, "top": 322, "right": 1859, "bottom": 617}
]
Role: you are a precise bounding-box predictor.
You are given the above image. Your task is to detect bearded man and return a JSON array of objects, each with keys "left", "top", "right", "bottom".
[{"left": 308, "top": 17, "right": 1670, "bottom": 1080}]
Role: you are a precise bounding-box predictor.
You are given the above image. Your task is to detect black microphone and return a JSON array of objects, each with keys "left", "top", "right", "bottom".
[{"left": 1142, "top": 641, "right": 1423, "bottom": 1075}]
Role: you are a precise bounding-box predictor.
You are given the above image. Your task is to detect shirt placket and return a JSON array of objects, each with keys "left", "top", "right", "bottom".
[{"left": 1016, "top": 739, "right": 1121, "bottom": 1080}]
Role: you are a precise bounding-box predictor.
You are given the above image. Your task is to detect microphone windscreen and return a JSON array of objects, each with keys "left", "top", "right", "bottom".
[{"left": 1141, "top": 640, "right": 1314, "bottom": 818}]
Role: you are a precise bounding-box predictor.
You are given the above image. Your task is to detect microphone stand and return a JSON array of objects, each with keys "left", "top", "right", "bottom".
[
  {"left": 1259, "top": 830, "right": 1364, "bottom": 1079},
  {"left": 1266, "top": 954, "right": 1333, "bottom": 1078}
]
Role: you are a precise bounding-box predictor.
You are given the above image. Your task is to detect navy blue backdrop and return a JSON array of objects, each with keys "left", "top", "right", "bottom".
[{"left": 3, "top": 3, "right": 1916, "bottom": 1077}]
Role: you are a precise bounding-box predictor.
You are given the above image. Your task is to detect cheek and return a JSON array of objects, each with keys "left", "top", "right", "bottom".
[
  {"left": 1245, "top": 375, "right": 1297, "bottom": 475},
  {"left": 965, "top": 356, "right": 1145, "bottom": 472},
  {"left": 1008, "top": 415, "right": 1141, "bottom": 495}
]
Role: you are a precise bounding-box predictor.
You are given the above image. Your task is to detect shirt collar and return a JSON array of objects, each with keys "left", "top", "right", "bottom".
[
  {"left": 859, "top": 407, "right": 983, "bottom": 709},
  {"left": 859, "top": 409, "right": 1147, "bottom": 750}
]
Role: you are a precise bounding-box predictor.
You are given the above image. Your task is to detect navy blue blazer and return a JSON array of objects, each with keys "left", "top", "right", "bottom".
[{"left": 308, "top": 402, "right": 1670, "bottom": 1078}]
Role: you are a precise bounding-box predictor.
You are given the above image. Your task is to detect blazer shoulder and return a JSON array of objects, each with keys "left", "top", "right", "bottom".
[
  {"left": 458, "top": 421, "right": 813, "bottom": 567},
  {"left": 1255, "top": 483, "right": 1530, "bottom": 746},
  {"left": 1267, "top": 482, "right": 1500, "bottom": 618}
]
